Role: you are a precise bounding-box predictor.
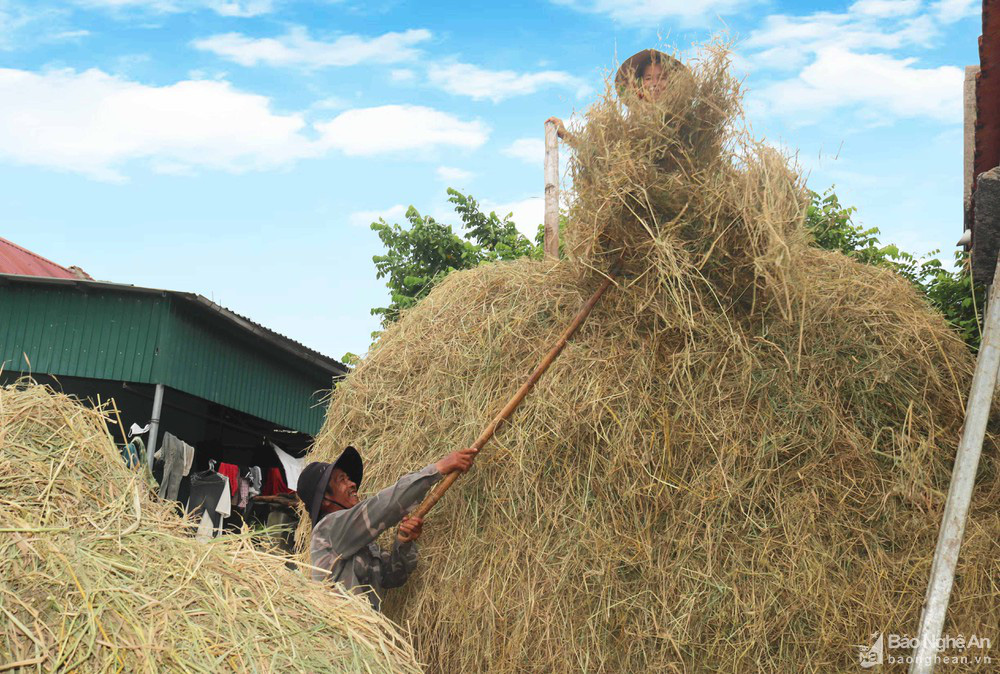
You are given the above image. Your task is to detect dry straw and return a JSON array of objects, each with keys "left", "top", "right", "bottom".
[
  {"left": 311, "top": 43, "right": 1000, "bottom": 672},
  {"left": 0, "top": 383, "right": 422, "bottom": 673}
]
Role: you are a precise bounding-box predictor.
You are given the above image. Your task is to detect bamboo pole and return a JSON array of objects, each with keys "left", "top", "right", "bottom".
[
  {"left": 909, "top": 260, "right": 1000, "bottom": 673},
  {"left": 544, "top": 119, "right": 559, "bottom": 260},
  {"left": 410, "top": 272, "right": 616, "bottom": 520}
]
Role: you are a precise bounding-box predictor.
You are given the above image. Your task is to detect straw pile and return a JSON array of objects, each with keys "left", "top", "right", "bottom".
[
  {"left": 312, "top": 44, "right": 1000, "bottom": 672},
  {"left": 0, "top": 383, "right": 422, "bottom": 673}
]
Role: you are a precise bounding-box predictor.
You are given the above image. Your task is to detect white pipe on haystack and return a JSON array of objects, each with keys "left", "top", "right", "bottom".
[
  {"left": 909, "top": 262, "right": 1000, "bottom": 674},
  {"left": 544, "top": 119, "right": 559, "bottom": 260},
  {"left": 146, "top": 383, "right": 164, "bottom": 470}
]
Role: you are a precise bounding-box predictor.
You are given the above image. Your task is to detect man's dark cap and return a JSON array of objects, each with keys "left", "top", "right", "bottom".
[{"left": 297, "top": 447, "right": 364, "bottom": 527}]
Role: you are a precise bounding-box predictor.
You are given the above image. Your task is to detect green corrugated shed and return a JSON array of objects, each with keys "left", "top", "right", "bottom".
[{"left": 0, "top": 274, "right": 346, "bottom": 435}]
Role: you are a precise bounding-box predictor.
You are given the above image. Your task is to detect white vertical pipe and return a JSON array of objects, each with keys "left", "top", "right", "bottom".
[
  {"left": 146, "top": 383, "right": 165, "bottom": 471},
  {"left": 544, "top": 120, "right": 559, "bottom": 260},
  {"left": 909, "top": 266, "right": 1000, "bottom": 673}
]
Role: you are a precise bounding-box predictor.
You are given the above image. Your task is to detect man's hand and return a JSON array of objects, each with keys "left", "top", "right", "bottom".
[
  {"left": 545, "top": 116, "right": 569, "bottom": 141},
  {"left": 396, "top": 515, "right": 423, "bottom": 544},
  {"left": 435, "top": 447, "right": 478, "bottom": 475}
]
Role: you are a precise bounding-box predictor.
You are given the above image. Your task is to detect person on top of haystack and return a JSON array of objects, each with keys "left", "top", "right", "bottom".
[
  {"left": 297, "top": 445, "right": 477, "bottom": 610},
  {"left": 547, "top": 47, "right": 687, "bottom": 145}
]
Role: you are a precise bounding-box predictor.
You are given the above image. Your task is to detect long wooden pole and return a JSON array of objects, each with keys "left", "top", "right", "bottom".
[
  {"left": 544, "top": 119, "right": 560, "bottom": 260},
  {"left": 410, "top": 272, "right": 616, "bottom": 520},
  {"left": 909, "top": 258, "right": 1000, "bottom": 673}
]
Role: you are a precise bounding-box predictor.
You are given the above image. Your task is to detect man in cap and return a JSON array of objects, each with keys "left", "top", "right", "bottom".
[
  {"left": 297, "top": 445, "right": 477, "bottom": 610},
  {"left": 547, "top": 48, "right": 686, "bottom": 143}
]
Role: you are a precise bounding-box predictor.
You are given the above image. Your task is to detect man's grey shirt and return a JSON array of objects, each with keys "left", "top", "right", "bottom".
[{"left": 310, "top": 463, "right": 442, "bottom": 610}]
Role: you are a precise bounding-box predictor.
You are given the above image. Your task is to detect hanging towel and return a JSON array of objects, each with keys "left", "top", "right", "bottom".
[
  {"left": 263, "top": 467, "right": 293, "bottom": 496},
  {"left": 218, "top": 462, "right": 240, "bottom": 498},
  {"left": 270, "top": 442, "right": 305, "bottom": 490}
]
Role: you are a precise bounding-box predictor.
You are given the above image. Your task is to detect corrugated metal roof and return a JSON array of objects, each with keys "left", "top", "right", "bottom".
[
  {"left": 0, "top": 273, "right": 347, "bottom": 377},
  {"left": 0, "top": 237, "right": 79, "bottom": 279},
  {"left": 0, "top": 273, "right": 348, "bottom": 434}
]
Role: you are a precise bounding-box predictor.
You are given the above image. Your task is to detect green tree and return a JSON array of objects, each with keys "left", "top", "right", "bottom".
[
  {"left": 370, "top": 188, "right": 543, "bottom": 327},
  {"left": 804, "top": 188, "right": 984, "bottom": 351},
  {"left": 370, "top": 185, "right": 983, "bottom": 351}
]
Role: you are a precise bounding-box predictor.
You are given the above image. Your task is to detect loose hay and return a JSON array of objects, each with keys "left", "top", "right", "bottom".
[
  {"left": 312, "top": 44, "right": 1000, "bottom": 672},
  {"left": 0, "top": 383, "right": 422, "bottom": 673}
]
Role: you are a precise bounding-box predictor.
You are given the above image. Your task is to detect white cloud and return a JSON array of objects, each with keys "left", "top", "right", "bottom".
[
  {"left": 76, "top": 0, "right": 275, "bottom": 16},
  {"left": 193, "top": 27, "right": 431, "bottom": 68},
  {"left": 483, "top": 196, "right": 545, "bottom": 240},
  {"left": 427, "top": 62, "right": 586, "bottom": 102},
  {"left": 316, "top": 105, "right": 488, "bottom": 156},
  {"left": 436, "top": 166, "right": 474, "bottom": 182},
  {"left": 754, "top": 48, "right": 962, "bottom": 125},
  {"left": 502, "top": 137, "right": 544, "bottom": 164},
  {"left": 551, "top": 0, "right": 749, "bottom": 24},
  {"left": 0, "top": 67, "right": 313, "bottom": 181},
  {"left": 849, "top": 0, "right": 921, "bottom": 17},
  {"left": 349, "top": 204, "right": 408, "bottom": 227},
  {"left": 932, "top": 0, "right": 979, "bottom": 22},
  {"left": 390, "top": 68, "right": 416, "bottom": 82},
  {"left": 0, "top": 68, "right": 490, "bottom": 180},
  {"left": 744, "top": 10, "right": 936, "bottom": 71},
  {"left": 0, "top": 2, "right": 80, "bottom": 50}
]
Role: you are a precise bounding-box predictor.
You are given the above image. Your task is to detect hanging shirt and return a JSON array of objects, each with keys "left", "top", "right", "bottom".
[
  {"left": 263, "top": 467, "right": 293, "bottom": 496},
  {"left": 218, "top": 462, "right": 240, "bottom": 497},
  {"left": 310, "top": 463, "right": 442, "bottom": 611},
  {"left": 187, "top": 471, "right": 230, "bottom": 542},
  {"left": 270, "top": 442, "right": 305, "bottom": 490}
]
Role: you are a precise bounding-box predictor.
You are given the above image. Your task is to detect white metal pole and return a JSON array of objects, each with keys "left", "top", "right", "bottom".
[
  {"left": 146, "top": 383, "right": 165, "bottom": 471},
  {"left": 544, "top": 119, "right": 559, "bottom": 260},
  {"left": 909, "top": 265, "right": 1000, "bottom": 673}
]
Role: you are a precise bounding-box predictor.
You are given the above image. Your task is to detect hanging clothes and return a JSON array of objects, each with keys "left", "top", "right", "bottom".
[
  {"left": 120, "top": 441, "right": 140, "bottom": 469},
  {"left": 270, "top": 442, "right": 305, "bottom": 490},
  {"left": 236, "top": 477, "right": 251, "bottom": 509},
  {"left": 157, "top": 432, "right": 189, "bottom": 501},
  {"left": 187, "top": 470, "right": 230, "bottom": 542},
  {"left": 247, "top": 466, "right": 262, "bottom": 498},
  {"left": 217, "top": 462, "right": 240, "bottom": 498},
  {"left": 263, "top": 467, "right": 293, "bottom": 496}
]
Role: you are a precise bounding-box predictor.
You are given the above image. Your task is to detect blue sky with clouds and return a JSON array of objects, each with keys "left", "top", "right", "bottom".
[{"left": 0, "top": 0, "right": 982, "bottom": 359}]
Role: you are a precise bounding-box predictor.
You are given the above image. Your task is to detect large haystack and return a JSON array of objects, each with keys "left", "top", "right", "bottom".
[
  {"left": 0, "top": 384, "right": 421, "bottom": 673},
  {"left": 312, "top": 45, "right": 1000, "bottom": 672}
]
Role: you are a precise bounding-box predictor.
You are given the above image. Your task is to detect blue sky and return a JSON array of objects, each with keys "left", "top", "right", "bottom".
[{"left": 0, "top": 0, "right": 981, "bottom": 360}]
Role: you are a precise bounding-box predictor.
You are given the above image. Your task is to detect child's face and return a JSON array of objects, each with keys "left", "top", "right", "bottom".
[{"left": 639, "top": 62, "right": 671, "bottom": 100}]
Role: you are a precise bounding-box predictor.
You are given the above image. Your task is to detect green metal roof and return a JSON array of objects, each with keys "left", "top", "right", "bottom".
[{"left": 0, "top": 274, "right": 347, "bottom": 434}]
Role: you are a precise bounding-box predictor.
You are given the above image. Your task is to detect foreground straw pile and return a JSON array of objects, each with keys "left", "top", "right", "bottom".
[
  {"left": 0, "top": 384, "right": 421, "bottom": 673},
  {"left": 311, "top": 44, "right": 1000, "bottom": 672}
]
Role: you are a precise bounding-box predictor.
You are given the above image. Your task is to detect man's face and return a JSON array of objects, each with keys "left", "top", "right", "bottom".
[
  {"left": 322, "top": 467, "right": 360, "bottom": 513},
  {"left": 639, "top": 61, "right": 671, "bottom": 100}
]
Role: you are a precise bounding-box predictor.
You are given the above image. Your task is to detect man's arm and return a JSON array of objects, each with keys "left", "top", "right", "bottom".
[
  {"left": 311, "top": 447, "right": 477, "bottom": 575},
  {"left": 313, "top": 464, "right": 441, "bottom": 562},
  {"left": 379, "top": 539, "right": 419, "bottom": 589}
]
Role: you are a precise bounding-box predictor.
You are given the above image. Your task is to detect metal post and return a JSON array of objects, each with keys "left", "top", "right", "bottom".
[
  {"left": 909, "top": 264, "right": 1000, "bottom": 673},
  {"left": 544, "top": 119, "right": 559, "bottom": 260},
  {"left": 146, "top": 383, "right": 164, "bottom": 470}
]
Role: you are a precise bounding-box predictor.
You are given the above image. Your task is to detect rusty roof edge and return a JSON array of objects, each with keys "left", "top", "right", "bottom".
[{"left": 0, "top": 272, "right": 349, "bottom": 378}]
